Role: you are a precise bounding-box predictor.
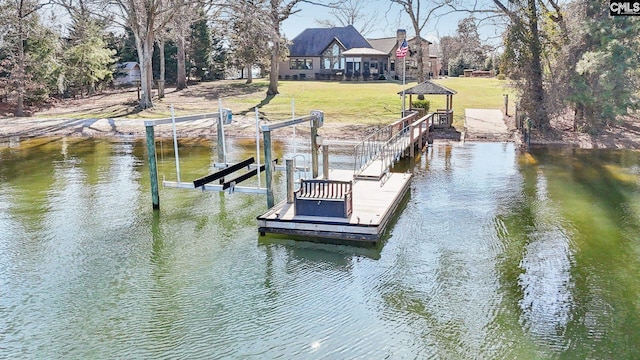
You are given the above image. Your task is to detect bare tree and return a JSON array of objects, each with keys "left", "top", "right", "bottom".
[
  {"left": 112, "top": 0, "right": 177, "bottom": 109},
  {"left": 155, "top": 29, "right": 168, "bottom": 98},
  {"left": 315, "top": 0, "right": 379, "bottom": 36},
  {"left": 170, "top": 1, "right": 207, "bottom": 90},
  {"left": 265, "top": 0, "right": 300, "bottom": 95},
  {"left": 493, "top": 0, "right": 552, "bottom": 129},
  {"left": 389, "top": 0, "right": 448, "bottom": 82},
  {"left": 438, "top": 35, "right": 459, "bottom": 76},
  {"left": 224, "top": 0, "right": 271, "bottom": 84}
]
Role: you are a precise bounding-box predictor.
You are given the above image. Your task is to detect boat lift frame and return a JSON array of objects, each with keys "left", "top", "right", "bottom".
[{"left": 144, "top": 104, "right": 324, "bottom": 210}]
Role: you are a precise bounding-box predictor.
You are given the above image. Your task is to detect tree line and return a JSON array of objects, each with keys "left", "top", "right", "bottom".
[{"left": 0, "top": 0, "right": 313, "bottom": 116}]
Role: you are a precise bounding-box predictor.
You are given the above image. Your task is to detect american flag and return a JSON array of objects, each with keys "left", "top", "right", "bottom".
[{"left": 396, "top": 39, "right": 408, "bottom": 58}]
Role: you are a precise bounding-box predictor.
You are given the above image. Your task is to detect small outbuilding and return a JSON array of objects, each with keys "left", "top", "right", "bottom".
[
  {"left": 113, "top": 62, "right": 141, "bottom": 86},
  {"left": 399, "top": 80, "right": 457, "bottom": 128}
]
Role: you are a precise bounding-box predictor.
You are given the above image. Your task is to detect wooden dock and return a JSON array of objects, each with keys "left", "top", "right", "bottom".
[
  {"left": 257, "top": 169, "right": 411, "bottom": 244},
  {"left": 257, "top": 111, "right": 437, "bottom": 244}
]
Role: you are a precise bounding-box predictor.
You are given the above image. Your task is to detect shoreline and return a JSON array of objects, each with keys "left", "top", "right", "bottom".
[{"left": 2, "top": 115, "right": 640, "bottom": 150}]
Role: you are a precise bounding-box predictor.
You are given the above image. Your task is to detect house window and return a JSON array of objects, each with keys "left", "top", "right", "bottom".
[
  {"left": 290, "top": 58, "right": 313, "bottom": 70},
  {"left": 321, "top": 43, "right": 343, "bottom": 70},
  {"left": 390, "top": 60, "right": 395, "bottom": 71}
]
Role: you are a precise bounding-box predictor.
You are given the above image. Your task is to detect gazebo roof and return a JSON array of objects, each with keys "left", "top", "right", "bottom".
[{"left": 398, "top": 80, "right": 457, "bottom": 95}]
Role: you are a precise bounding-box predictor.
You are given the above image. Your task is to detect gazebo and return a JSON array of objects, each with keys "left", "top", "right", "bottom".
[{"left": 399, "top": 80, "right": 457, "bottom": 128}]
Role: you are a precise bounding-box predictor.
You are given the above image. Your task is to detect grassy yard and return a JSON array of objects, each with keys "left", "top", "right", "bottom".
[
  {"left": 225, "top": 77, "right": 516, "bottom": 128},
  {"left": 35, "top": 77, "right": 516, "bottom": 129}
]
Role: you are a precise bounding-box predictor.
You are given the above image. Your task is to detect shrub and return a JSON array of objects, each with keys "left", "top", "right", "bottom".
[
  {"left": 497, "top": 74, "right": 506, "bottom": 80},
  {"left": 411, "top": 99, "right": 430, "bottom": 112}
]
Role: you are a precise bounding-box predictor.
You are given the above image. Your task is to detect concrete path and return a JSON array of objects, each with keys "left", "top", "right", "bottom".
[{"left": 464, "top": 108, "right": 511, "bottom": 141}]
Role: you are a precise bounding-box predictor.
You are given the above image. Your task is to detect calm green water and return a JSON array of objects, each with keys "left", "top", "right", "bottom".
[{"left": 1, "top": 138, "right": 639, "bottom": 359}]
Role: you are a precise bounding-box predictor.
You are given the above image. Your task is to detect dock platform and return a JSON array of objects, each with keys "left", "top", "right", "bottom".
[{"left": 257, "top": 169, "right": 411, "bottom": 244}]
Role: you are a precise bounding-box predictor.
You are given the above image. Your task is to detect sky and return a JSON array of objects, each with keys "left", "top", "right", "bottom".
[{"left": 281, "top": 0, "right": 506, "bottom": 47}]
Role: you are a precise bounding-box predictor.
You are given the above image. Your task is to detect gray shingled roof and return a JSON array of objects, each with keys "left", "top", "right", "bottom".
[
  {"left": 288, "top": 25, "right": 372, "bottom": 56},
  {"left": 399, "top": 80, "right": 457, "bottom": 95},
  {"left": 367, "top": 37, "right": 397, "bottom": 54}
]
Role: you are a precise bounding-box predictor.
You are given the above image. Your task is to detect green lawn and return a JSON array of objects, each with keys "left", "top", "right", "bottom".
[
  {"left": 36, "top": 78, "right": 516, "bottom": 130},
  {"left": 225, "top": 77, "right": 517, "bottom": 129}
]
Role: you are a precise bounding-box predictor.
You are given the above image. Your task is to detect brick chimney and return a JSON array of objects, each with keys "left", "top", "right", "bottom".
[{"left": 396, "top": 29, "right": 406, "bottom": 43}]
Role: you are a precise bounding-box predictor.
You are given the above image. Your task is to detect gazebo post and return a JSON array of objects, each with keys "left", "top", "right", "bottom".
[{"left": 447, "top": 94, "right": 453, "bottom": 126}]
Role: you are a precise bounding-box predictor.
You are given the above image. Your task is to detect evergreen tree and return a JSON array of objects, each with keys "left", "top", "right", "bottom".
[
  {"left": 188, "top": 10, "right": 212, "bottom": 81},
  {"left": 152, "top": 38, "right": 177, "bottom": 84},
  {"left": 106, "top": 28, "right": 138, "bottom": 63},
  {"left": 62, "top": 16, "right": 116, "bottom": 96},
  {"left": 448, "top": 53, "right": 471, "bottom": 77},
  {"left": 24, "top": 22, "right": 61, "bottom": 101},
  {"left": 209, "top": 28, "right": 226, "bottom": 80},
  {"left": 0, "top": 0, "right": 57, "bottom": 115}
]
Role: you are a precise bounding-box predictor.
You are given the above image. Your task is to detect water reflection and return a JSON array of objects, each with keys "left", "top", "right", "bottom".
[
  {"left": 1, "top": 139, "right": 640, "bottom": 358},
  {"left": 516, "top": 170, "right": 574, "bottom": 351}
]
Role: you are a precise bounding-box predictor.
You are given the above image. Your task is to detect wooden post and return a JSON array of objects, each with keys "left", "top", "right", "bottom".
[
  {"left": 504, "top": 94, "right": 509, "bottom": 116},
  {"left": 263, "top": 130, "right": 274, "bottom": 208},
  {"left": 145, "top": 125, "right": 160, "bottom": 210},
  {"left": 418, "top": 120, "right": 424, "bottom": 150},
  {"left": 322, "top": 145, "right": 329, "bottom": 179},
  {"left": 311, "top": 124, "right": 319, "bottom": 179},
  {"left": 286, "top": 159, "right": 294, "bottom": 203},
  {"left": 410, "top": 123, "right": 415, "bottom": 158}
]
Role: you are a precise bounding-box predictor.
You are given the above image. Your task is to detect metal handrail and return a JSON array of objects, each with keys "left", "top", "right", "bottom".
[{"left": 353, "top": 112, "right": 417, "bottom": 177}]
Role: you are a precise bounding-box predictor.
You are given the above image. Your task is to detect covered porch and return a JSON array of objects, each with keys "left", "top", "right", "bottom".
[{"left": 341, "top": 48, "right": 390, "bottom": 81}]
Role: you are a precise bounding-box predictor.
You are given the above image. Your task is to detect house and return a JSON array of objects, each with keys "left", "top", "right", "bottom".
[
  {"left": 367, "top": 29, "right": 434, "bottom": 81},
  {"left": 280, "top": 25, "right": 388, "bottom": 80},
  {"left": 281, "top": 26, "right": 440, "bottom": 81},
  {"left": 113, "top": 62, "right": 141, "bottom": 86}
]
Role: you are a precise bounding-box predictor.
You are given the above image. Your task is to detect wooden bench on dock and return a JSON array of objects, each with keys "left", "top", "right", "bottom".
[{"left": 294, "top": 179, "right": 353, "bottom": 218}]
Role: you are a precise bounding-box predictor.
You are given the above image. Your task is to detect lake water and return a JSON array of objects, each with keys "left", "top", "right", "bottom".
[{"left": 1, "top": 138, "right": 639, "bottom": 359}]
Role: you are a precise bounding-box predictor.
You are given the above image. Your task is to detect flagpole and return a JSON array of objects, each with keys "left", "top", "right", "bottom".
[{"left": 402, "top": 56, "right": 406, "bottom": 117}]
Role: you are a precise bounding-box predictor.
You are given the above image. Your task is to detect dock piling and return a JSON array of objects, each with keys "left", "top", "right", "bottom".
[
  {"left": 322, "top": 145, "right": 329, "bottom": 179},
  {"left": 145, "top": 125, "right": 160, "bottom": 210},
  {"left": 286, "top": 159, "right": 294, "bottom": 203},
  {"left": 263, "top": 129, "right": 274, "bottom": 208},
  {"left": 311, "top": 125, "right": 319, "bottom": 179}
]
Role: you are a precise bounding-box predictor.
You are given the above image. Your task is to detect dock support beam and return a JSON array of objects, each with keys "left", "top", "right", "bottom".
[
  {"left": 286, "top": 159, "right": 294, "bottom": 203},
  {"left": 322, "top": 145, "right": 329, "bottom": 179},
  {"left": 264, "top": 129, "right": 274, "bottom": 208},
  {"left": 145, "top": 125, "right": 160, "bottom": 210},
  {"left": 311, "top": 125, "right": 319, "bottom": 179}
]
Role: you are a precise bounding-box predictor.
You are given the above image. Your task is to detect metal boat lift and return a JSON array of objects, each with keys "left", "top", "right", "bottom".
[{"left": 143, "top": 102, "right": 325, "bottom": 210}]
